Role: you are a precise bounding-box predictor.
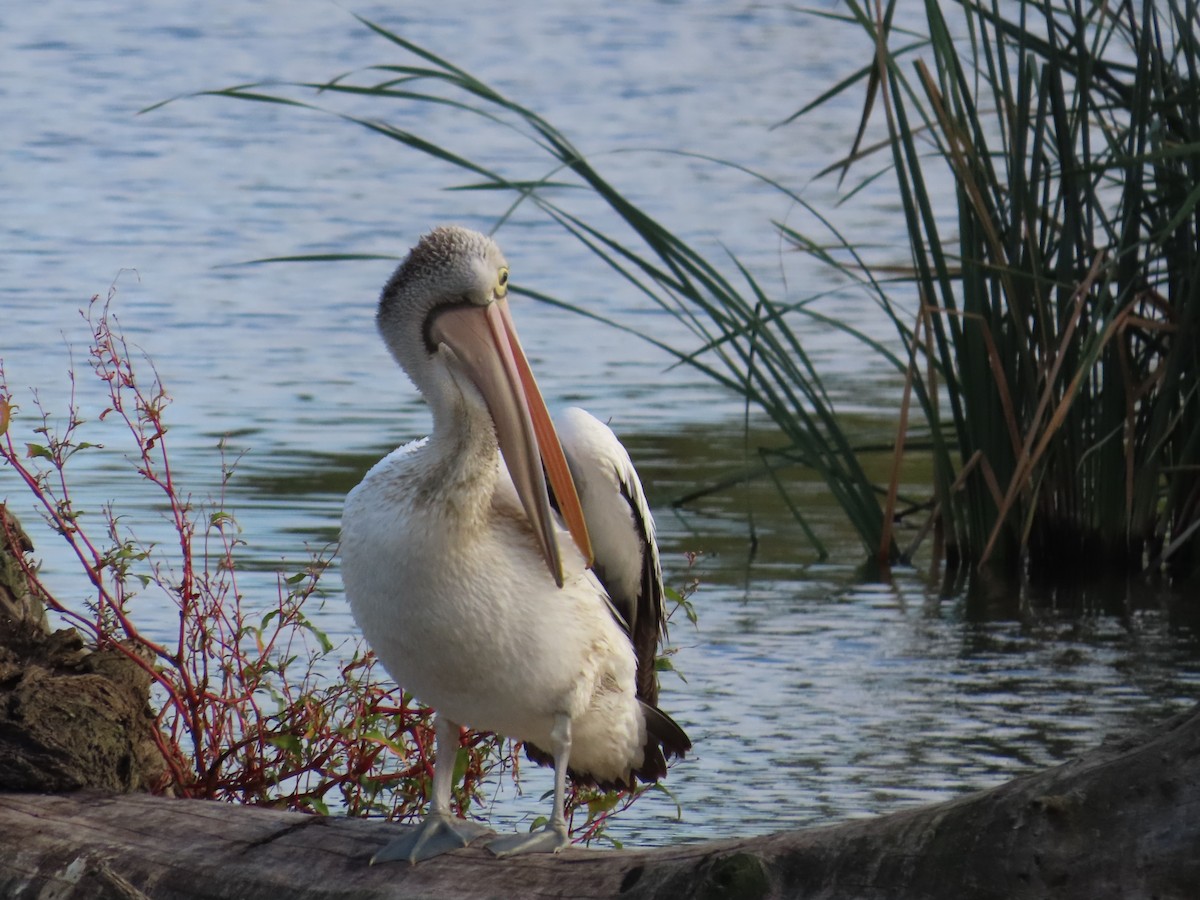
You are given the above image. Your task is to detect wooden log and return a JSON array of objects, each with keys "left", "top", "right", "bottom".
[
  {"left": 0, "top": 505, "right": 166, "bottom": 795},
  {"left": 0, "top": 700, "right": 1197, "bottom": 900}
]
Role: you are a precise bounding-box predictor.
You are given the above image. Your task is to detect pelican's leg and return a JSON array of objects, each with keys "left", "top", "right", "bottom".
[
  {"left": 371, "top": 715, "right": 492, "bottom": 865},
  {"left": 487, "top": 712, "right": 572, "bottom": 857}
]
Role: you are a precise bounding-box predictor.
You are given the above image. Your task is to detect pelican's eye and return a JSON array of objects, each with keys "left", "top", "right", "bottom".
[{"left": 496, "top": 267, "right": 509, "bottom": 298}]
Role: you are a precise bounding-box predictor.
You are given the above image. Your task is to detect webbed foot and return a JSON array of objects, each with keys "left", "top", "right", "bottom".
[
  {"left": 486, "top": 823, "right": 570, "bottom": 858},
  {"left": 371, "top": 812, "right": 493, "bottom": 865}
]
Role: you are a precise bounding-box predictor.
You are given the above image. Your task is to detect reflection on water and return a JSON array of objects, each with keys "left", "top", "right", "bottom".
[{"left": 2, "top": 0, "right": 1198, "bottom": 849}]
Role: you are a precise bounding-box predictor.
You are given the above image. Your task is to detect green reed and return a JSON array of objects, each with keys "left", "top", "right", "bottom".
[{"left": 794, "top": 0, "right": 1200, "bottom": 575}]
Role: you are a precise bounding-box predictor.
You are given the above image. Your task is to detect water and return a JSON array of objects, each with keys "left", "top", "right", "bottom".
[{"left": 2, "top": 0, "right": 1197, "bottom": 848}]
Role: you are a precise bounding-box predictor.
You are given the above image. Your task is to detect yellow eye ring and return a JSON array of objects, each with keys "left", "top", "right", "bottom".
[{"left": 496, "top": 267, "right": 510, "bottom": 296}]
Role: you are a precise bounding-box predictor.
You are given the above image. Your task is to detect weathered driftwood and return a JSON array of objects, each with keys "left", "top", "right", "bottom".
[
  {"left": 0, "top": 700, "right": 1196, "bottom": 900},
  {"left": 2, "top": 508, "right": 1198, "bottom": 899},
  {"left": 0, "top": 505, "right": 166, "bottom": 794}
]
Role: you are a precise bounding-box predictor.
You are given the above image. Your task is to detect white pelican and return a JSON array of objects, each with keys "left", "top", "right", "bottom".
[{"left": 341, "top": 225, "right": 690, "bottom": 863}]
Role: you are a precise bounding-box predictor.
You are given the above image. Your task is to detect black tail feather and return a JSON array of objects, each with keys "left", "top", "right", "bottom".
[{"left": 632, "top": 701, "right": 691, "bottom": 783}]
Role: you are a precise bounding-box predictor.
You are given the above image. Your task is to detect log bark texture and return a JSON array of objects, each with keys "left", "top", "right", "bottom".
[
  {"left": 0, "top": 505, "right": 166, "bottom": 794},
  {"left": 0, "top": 700, "right": 1197, "bottom": 900}
]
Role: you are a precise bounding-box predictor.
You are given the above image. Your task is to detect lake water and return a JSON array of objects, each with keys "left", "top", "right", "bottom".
[{"left": 2, "top": 0, "right": 1197, "bottom": 848}]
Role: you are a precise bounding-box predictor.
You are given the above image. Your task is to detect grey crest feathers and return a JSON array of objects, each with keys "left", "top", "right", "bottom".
[
  {"left": 378, "top": 226, "right": 506, "bottom": 325},
  {"left": 376, "top": 226, "right": 508, "bottom": 380}
]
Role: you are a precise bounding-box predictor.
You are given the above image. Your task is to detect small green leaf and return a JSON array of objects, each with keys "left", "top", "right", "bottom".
[
  {"left": 267, "top": 733, "right": 303, "bottom": 757},
  {"left": 209, "top": 510, "right": 238, "bottom": 529},
  {"left": 452, "top": 746, "right": 471, "bottom": 783},
  {"left": 587, "top": 792, "right": 620, "bottom": 816},
  {"left": 25, "top": 443, "right": 54, "bottom": 461}
]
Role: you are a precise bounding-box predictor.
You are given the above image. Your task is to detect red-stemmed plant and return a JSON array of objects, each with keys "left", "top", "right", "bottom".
[{"left": 0, "top": 289, "right": 687, "bottom": 841}]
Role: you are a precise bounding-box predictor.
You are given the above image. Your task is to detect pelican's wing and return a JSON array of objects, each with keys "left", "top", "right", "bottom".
[{"left": 555, "top": 407, "right": 665, "bottom": 705}]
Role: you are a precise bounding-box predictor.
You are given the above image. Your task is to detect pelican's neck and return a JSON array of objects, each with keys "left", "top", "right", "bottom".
[{"left": 417, "top": 364, "right": 500, "bottom": 527}]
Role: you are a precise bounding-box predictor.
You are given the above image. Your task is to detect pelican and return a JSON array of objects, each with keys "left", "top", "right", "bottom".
[{"left": 341, "top": 225, "right": 690, "bottom": 863}]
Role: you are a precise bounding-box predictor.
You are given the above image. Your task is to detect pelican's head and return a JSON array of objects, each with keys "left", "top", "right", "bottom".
[
  {"left": 378, "top": 227, "right": 509, "bottom": 381},
  {"left": 377, "top": 226, "right": 592, "bottom": 586}
]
